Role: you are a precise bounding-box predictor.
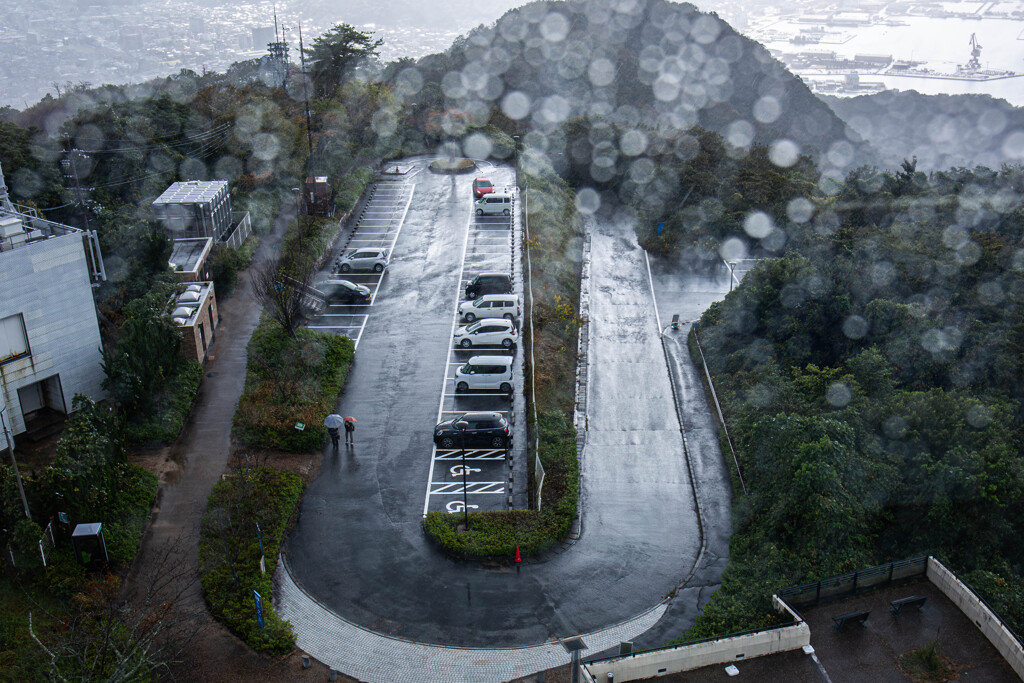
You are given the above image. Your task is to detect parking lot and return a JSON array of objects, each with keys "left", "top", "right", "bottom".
[
  {"left": 424, "top": 176, "right": 526, "bottom": 516},
  {"left": 306, "top": 181, "right": 414, "bottom": 348}
]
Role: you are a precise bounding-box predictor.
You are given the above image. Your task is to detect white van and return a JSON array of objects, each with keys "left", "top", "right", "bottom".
[
  {"left": 454, "top": 355, "right": 514, "bottom": 394},
  {"left": 474, "top": 192, "right": 512, "bottom": 216}
]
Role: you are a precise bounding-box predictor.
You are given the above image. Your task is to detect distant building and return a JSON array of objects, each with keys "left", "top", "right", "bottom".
[
  {"left": 0, "top": 164, "right": 106, "bottom": 446},
  {"left": 152, "top": 180, "right": 251, "bottom": 248},
  {"left": 189, "top": 17, "right": 204, "bottom": 36},
  {"left": 251, "top": 26, "right": 276, "bottom": 51}
]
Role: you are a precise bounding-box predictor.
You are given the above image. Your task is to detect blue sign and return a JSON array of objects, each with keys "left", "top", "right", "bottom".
[
  {"left": 254, "top": 590, "right": 264, "bottom": 629},
  {"left": 657, "top": 222, "right": 665, "bottom": 236}
]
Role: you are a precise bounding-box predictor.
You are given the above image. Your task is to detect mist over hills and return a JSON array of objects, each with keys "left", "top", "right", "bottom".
[{"left": 822, "top": 90, "right": 1024, "bottom": 173}]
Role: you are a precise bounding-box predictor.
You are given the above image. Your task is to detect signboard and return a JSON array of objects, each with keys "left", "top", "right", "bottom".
[
  {"left": 253, "top": 590, "right": 264, "bottom": 629},
  {"left": 58, "top": 511, "right": 69, "bottom": 524}
]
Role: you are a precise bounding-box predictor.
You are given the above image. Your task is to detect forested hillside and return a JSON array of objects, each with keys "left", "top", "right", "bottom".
[{"left": 686, "top": 161, "right": 1024, "bottom": 636}]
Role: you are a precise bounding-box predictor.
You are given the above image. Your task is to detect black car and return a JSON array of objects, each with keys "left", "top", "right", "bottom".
[
  {"left": 465, "top": 272, "right": 513, "bottom": 299},
  {"left": 433, "top": 412, "right": 511, "bottom": 449},
  {"left": 325, "top": 280, "right": 372, "bottom": 305}
]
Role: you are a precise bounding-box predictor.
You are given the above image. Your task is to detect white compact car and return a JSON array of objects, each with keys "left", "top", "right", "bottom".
[
  {"left": 454, "top": 356, "right": 515, "bottom": 394},
  {"left": 454, "top": 318, "right": 518, "bottom": 349},
  {"left": 458, "top": 294, "right": 521, "bottom": 322},
  {"left": 336, "top": 248, "right": 389, "bottom": 273},
  {"left": 474, "top": 192, "right": 512, "bottom": 216}
]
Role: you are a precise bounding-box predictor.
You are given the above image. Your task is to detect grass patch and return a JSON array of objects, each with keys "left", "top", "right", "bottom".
[
  {"left": 199, "top": 465, "right": 302, "bottom": 654},
  {"left": 423, "top": 162, "right": 584, "bottom": 560},
  {"left": 125, "top": 359, "right": 203, "bottom": 445},
  {"left": 233, "top": 318, "right": 355, "bottom": 452}
]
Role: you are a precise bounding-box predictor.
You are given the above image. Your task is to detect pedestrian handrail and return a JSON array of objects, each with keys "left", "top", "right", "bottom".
[{"left": 691, "top": 326, "right": 746, "bottom": 495}]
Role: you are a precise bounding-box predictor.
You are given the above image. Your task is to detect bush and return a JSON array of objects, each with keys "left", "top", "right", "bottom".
[
  {"left": 125, "top": 359, "right": 203, "bottom": 445},
  {"left": 233, "top": 319, "right": 355, "bottom": 451},
  {"left": 198, "top": 467, "right": 302, "bottom": 654},
  {"left": 209, "top": 239, "right": 258, "bottom": 297}
]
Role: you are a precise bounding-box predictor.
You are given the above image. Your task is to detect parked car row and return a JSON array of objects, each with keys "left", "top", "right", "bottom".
[{"left": 432, "top": 181, "right": 518, "bottom": 450}]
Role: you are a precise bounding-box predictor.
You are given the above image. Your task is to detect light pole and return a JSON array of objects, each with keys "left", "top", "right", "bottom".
[
  {"left": 727, "top": 261, "right": 737, "bottom": 292},
  {"left": 512, "top": 135, "right": 520, "bottom": 191},
  {"left": 291, "top": 187, "right": 302, "bottom": 244},
  {"left": 457, "top": 420, "right": 469, "bottom": 530}
]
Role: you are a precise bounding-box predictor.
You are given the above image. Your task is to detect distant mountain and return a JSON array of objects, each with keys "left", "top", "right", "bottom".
[
  {"left": 409, "top": 0, "right": 874, "bottom": 175},
  {"left": 821, "top": 90, "right": 1024, "bottom": 173}
]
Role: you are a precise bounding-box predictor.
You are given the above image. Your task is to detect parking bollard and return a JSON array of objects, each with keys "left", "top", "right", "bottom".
[{"left": 302, "top": 654, "right": 310, "bottom": 669}]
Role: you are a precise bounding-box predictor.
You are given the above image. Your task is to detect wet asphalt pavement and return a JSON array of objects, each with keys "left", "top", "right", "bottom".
[{"left": 284, "top": 156, "right": 734, "bottom": 649}]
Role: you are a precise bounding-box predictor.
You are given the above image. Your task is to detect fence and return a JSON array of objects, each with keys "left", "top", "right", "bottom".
[
  {"left": 777, "top": 556, "right": 929, "bottom": 610},
  {"left": 582, "top": 597, "right": 808, "bottom": 682},
  {"left": 691, "top": 325, "right": 746, "bottom": 494}
]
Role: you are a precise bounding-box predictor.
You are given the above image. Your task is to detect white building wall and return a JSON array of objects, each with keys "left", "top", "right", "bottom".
[{"left": 0, "top": 232, "right": 105, "bottom": 443}]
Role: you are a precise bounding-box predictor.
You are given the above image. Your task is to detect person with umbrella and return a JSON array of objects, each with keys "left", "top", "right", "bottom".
[
  {"left": 343, "top": 416, "right": 357, "bottom": 444},
  {"left": 324, "top": 414, "right": 344, "bottom": 449}
]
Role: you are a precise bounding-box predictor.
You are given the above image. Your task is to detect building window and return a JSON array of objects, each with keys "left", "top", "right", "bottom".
[{"left": 0, "top": 314, "right": 29, "bottom": 363}]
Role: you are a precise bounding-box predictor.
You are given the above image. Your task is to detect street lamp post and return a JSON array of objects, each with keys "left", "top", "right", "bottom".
[
  {"left": 291, "top": 187, "right": 302, "bottom": 241},
  {"left": 512, "top": 135, "right": 520, "bottom": 191},
  {"left": 457, "top": 420, "right": 469, "bottom": 530}
]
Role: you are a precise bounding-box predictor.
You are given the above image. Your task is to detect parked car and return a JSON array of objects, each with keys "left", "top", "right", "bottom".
[
  {"left": 472, "top": 177, "right": 494, "bottom": 199},
  {"left": 324, "top": 279, "right": 372, "bottom": 305},
  {"left": 474, "top": 192, "right": 512, "bottom": 216},
  {"left": 433, "top": 411, "right": 511, "bottom": 449},
  {"left": 465, "top": 272, "right": 513, "bottom": 299},
  {"left": 454, "top": 356, "right": 514, "bottom": 394},
  {"left": 336, "top": 248, "right": 389, "bottom": 273},
  {"left": 459, "top": 294, "right": 521, "bottom": 322},
  {"left": 454, "top": 318, "right": 517, "bottom": 348}
]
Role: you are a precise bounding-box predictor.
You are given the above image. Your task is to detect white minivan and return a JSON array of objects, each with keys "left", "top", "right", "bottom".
[
  {"left": 454, "top": 355, "right": 515, "bottom": 394},
  {"left": 474, "top": 192, "right": 512, "bottom": 216}
]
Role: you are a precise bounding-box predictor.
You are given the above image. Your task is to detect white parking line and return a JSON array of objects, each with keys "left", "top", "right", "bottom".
[
  {"left": 429, "top": 482, "right": 506, "bottom": 495},
  {"left": 423, "top": 207, "right": 475, "bottom": 518}
]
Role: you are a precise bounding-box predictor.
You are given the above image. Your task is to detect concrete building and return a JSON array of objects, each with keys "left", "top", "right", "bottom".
[
  {"left": 152, "top": 180, "right": 252, "bottom": 248},
  {"left": 0, "top": 165, "right": 106, "bottom": 446},
  {"left": 171, "top": 282, "right": 218, "bottom": 364},
  {"left": 168, "top": 237, "right": 213, "bottom": 283}
]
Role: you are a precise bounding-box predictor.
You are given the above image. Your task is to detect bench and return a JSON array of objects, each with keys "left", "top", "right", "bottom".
[
  {"left": 832, "top": 610, "right": 870, "bottom": 633},
  {"left": 890, "top": 595, "right": 928, "bottom": 617}
]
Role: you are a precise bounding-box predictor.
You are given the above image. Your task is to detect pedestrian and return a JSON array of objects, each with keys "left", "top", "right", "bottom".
[{"left": 344, "top": 418, "right": 355, "bottom": 444}]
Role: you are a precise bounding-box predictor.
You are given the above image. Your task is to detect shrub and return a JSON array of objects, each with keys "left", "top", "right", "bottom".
[
  {"left": 198, "top": 467, "right": 302, "bottom": 654},
  {"left": 233, "top": 319, "right": 355, "bottom": 451},
  {"left": 125, "top": 359, "right": 203, "bottom": 445}
]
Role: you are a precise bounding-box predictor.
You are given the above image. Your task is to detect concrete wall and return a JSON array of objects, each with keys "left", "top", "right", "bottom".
[
  {"left": 583, "top": 620, "right": 810, "bottom": 682},
  {"left": 178, "top": 284, "right": 218, "bottom": 364},
  {"left": 0, "top": 232, "right": 105, "bottom": 441},
  {"left": 927, "top": 557, "right": 1024, "bottom": 678}
]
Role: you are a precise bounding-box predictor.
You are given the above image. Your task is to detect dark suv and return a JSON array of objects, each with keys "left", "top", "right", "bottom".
[
  {"left": 465, "top": 272, "right": 513, "bottom": 299},
  {"left": 433, "top": 412, "right": 511, "bottom": 449}
]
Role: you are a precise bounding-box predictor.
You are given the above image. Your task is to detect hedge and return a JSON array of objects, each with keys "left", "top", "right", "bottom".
[
  {"left": 125, "top": 360, "right": 203, "bottom": 445},
  {"left": 198, "top": 467, "right": 303, "bottom": 654}
]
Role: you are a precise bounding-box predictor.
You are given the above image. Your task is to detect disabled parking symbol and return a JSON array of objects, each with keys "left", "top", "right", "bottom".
[
  {"left": 446, "top": 501, "right": 480, "bottom": 513},
  {"left": 450, "top": 464, "right": 481, "bottom": 476}
]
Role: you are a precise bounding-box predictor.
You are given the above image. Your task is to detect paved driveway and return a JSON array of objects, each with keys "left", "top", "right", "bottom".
[{"left": 282, "top": 164, "right": 707, "bottom": 653}]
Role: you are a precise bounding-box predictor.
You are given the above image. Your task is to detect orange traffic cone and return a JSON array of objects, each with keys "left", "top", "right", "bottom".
[{"left": 514, "top": 546, "right": 522, "bottom": 564}]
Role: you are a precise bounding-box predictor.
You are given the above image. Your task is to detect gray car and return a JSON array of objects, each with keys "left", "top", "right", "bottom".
[{"left": 336, "top": 248, "right": 389, "bottom": 273}]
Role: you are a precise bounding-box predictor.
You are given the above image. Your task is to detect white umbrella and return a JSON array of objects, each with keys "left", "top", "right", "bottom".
[{"left": 324, "top": 414, "right": 345, "bottom": 429}]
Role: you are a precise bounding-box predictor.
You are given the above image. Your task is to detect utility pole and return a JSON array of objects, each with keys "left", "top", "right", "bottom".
[
  {"left": 298, "top": 22, "right": 314, "bottom": 178},
  {"left": 63, "top": 137, "right": 91, "bottom": 232},
  {"left": 0, "top": 398, "right": 31, "bottom": 520}
]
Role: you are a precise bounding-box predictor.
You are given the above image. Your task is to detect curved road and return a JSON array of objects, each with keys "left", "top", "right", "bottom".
[{"left": 280, "top": 157, "right": 729, "bottom": 668}]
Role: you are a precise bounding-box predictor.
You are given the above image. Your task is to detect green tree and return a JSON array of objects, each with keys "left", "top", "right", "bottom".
[
  {"left": 101, "top": 291, "right": 181, "bottom": 415},
  {"left": 304, "top": 24, "right": 383, "bottom": 99}
]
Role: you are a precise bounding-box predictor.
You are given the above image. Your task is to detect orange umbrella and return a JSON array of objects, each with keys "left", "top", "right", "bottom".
[{"left": 343, "top": 416, "right": 357, "bottom": 423}]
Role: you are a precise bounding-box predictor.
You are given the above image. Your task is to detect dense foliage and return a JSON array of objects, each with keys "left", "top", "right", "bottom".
[
  {"left": 199, "top": 465, "right": 302, "bottom": 654},
  {"left": 233, "top": 319, "right": 355, "bottom": 452},
  {"left": 686, "top": 162, "right": 1024, "bottom": 637}
]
